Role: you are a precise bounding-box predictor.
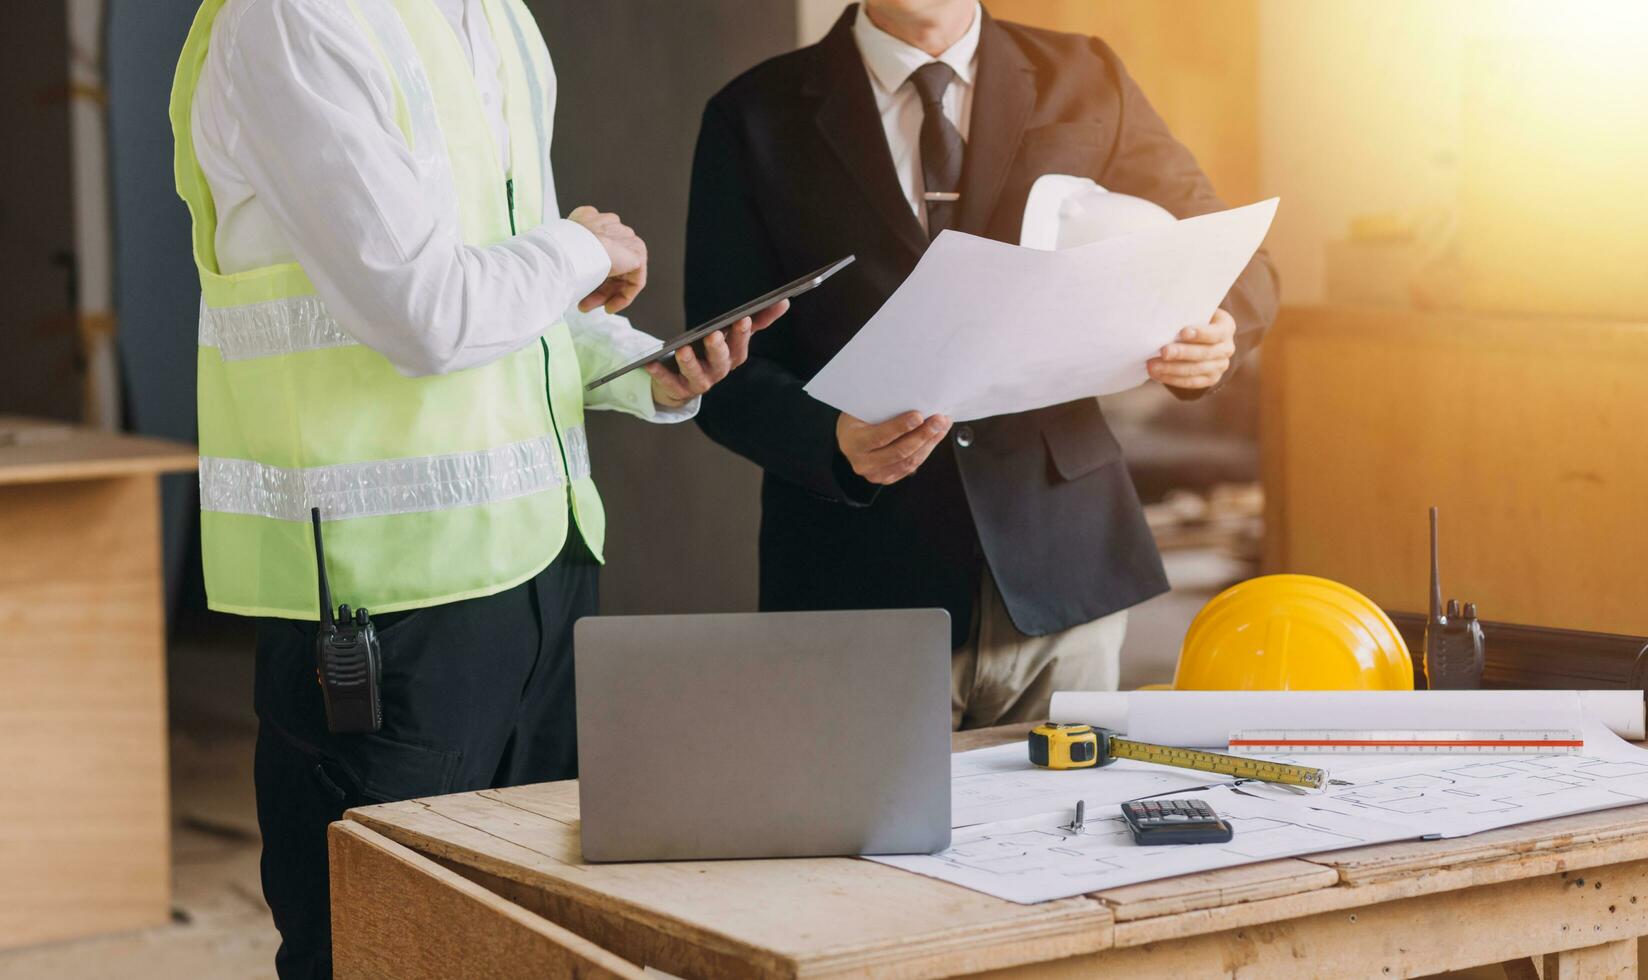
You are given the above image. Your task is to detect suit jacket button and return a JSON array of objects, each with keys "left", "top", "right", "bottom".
[{"left": 955, "top": 425, "right": 975, "bottom": 448}]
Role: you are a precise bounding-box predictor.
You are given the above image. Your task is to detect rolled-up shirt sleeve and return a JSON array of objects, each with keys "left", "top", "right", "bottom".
[{"left": 199, "top": 0, "right": 611, "bottom": 377}]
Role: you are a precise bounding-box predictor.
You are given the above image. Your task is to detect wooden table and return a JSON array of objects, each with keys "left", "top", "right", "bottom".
[
  {"left": 0, "top": 417, "right": 197, "bottom": 949},
  {"left": 335, "top": 724, "right": 1648, "bottom": 978}
]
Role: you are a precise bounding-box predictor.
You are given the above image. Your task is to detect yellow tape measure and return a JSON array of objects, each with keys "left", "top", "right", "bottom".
[{"left": 1028, "top": 723, "right": 1327, "bottom": 790}]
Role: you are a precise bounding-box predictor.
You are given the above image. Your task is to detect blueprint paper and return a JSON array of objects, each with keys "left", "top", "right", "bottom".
[
  {"left": 1047, "top": 690, "right": 1640, "bottom": 746},
  {"left": 950, "top": 742, "right": 1403, "bottom": 828},
  {"left": 884, "top": 719, "right": 1648, "bottom": 904},
  {"left": 803, "top": 199, "right": 1278, "bottom": 424},
  {"left": 1244, "top": 717, "right": 1648, "bottom": 839},
  {"left": 874, "top": 787, "right": 1414, "bottom": 904},
  {"left": 950, "top": 742, "right": 1224, "bottom": 827}
]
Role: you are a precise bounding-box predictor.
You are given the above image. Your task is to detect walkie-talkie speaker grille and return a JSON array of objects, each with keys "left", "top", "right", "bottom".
[{"left": 317, "top": 629, "right": 382, "bottom": 733}]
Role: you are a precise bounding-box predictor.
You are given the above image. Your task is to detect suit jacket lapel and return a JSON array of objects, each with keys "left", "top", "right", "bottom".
[
  {"left": 956, "top": 9, "right": 1037, "bottom": 237},
  {"left": 805, "top": 6, "right": 929, "bottom": 257}
]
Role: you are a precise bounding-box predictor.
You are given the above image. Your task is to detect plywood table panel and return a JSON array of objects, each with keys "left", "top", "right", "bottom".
[
  {"left": 330, "top": 821, "right": 649, "bottom": 979},
  {"left": 347, "top": 783, "right": 1112, "bottom": 980},
  {"left": 339, "top": 724, "right": 1648, "bottom": 977},
  {"left": 0, "top": 418, "right": 195, "bottom": 949},
  {"left": 978, "top": 861, "right": 1648, "bottom": 979}
]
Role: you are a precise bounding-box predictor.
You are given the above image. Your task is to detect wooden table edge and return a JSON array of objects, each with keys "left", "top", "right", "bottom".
[
  {"left": 340, "top": 722, "right": 1648, "bottom": 976},
  {"left": 341, "top": 799, "right": 1117, "bottom": 978},
  {"left": 0, "top": 453, "right": 198, "bottom": 485}
]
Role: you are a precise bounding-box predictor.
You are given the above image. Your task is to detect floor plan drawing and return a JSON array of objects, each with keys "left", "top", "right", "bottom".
[
  {"left": 1260, "top": 742, "right": 1648, "bottom": 837},
  {"left": 873, "top": 790, "right": 1413, "bottom": 904},
  {"left": 882, "top": 720, "right": 1648, "bottom": 904},
  {"left": 949, "top": 742, "right": 1222, "bottom": 827}
]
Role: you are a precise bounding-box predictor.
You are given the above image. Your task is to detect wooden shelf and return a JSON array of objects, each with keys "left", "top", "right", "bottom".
[{"left": 0, "top": 416, "right": 196, "bottom": 486}]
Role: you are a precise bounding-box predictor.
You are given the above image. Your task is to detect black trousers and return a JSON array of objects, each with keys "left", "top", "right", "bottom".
[{"left": 252, "top": 536, "right": 598, "bottom": 980}]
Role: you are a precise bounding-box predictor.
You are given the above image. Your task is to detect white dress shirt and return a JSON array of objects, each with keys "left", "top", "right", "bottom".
[
  {"left": 192, "top": 0, "right": 691, "bottom": 420},
  {"left": 431, "top": 0, "right": 510, "bottom": 171},
  {"left": 852, "top": 3, "right": 982, "bottom": 232}
]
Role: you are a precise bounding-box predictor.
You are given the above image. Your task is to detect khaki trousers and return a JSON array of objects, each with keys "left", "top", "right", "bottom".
[{"left": 951, "top": 567, "right": 1127, "bottom": 731}]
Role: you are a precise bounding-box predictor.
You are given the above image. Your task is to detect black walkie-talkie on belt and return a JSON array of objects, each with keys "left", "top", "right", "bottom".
[{"left": 311, "top": 507, "right": 383, "bottom": 734}]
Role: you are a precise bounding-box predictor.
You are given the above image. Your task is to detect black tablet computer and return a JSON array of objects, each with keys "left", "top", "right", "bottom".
[{"left": 583, "top": 255, "right": 854, "bottom": 391}]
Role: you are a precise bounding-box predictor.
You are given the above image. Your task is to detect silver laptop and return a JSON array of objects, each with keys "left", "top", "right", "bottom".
[{"left": 574, "top": 609, "right": 952, "bottom": 862}]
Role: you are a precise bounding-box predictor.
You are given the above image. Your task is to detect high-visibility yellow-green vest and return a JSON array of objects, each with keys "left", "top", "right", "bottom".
[{"left": 171, "top": 0, "right": 607, "bottom": 619}]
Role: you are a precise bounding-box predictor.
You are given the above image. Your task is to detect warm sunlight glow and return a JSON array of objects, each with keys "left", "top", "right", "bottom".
[{"left": 1459, "top": 0, "right": 1648, "bottom": 316}]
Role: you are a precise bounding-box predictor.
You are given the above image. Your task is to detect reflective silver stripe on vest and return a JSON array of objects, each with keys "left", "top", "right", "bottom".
[
  {"left": 198, "top": 295, "right": 359, "bottom": 360},
  {"left": 199, "top": 431, "right": 586, "bottom": 522},
  {"left": 498, "top": 1, "right": 553, "bottom": 217},
  {"left": 562, "top": 424, "right": 591, "bottom": 481},
  {"left": 199, "top": 0, "right": 455, "bottom": 361}
]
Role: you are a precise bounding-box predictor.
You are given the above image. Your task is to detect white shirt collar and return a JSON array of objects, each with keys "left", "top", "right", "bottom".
[{"left": 852, "top": 2, "right": 982, "bottom": 98}]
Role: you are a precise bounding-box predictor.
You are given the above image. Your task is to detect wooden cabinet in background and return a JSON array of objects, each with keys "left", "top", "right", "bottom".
[
  {"left": 1260, "top": 306, "right": 1648, "bottom": 637},
  {"left": 0, "top": 418, "right": 196, "bottom": 949}
]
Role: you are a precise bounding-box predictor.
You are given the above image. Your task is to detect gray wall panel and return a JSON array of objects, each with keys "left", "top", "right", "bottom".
[
  {"left": 107, "top": 0, "right": 203, "bottom": 617},
  {"left": 532, "top": 2, "right": 795, "bottom": 615},
  {"left": 0, "top": 4, "right": 78, "bottom": 421}
]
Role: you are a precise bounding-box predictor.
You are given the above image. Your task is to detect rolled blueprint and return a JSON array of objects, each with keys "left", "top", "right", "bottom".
[{"left": 1048, "top": 690, "right": 1646, "bottom": 746}]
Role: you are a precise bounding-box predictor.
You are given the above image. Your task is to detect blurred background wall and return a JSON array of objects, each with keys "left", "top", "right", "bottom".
[
  {"left": 4, "top": 0, "right": 1645, "bottom": 630},
  {"left": 107, "top": 0, "right": 207, "bottom": 614},
  {"left": 0, "top": 5, "right": 78, "bottom": 423},
  {"left": 1260, "top": 0, "right": 1648, "bottom": 314},
  {"left": 539, "top": 2, "right": 795, "bottom": 616}
]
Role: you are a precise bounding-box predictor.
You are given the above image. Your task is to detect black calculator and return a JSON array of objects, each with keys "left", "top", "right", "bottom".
[{"left": 1120, "top": 798, "right": 1233, "bottom": 845}]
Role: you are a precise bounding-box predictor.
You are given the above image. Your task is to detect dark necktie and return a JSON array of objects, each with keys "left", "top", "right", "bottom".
[{"left": 909, "top": 61, "right": 964, "bottom": 238}]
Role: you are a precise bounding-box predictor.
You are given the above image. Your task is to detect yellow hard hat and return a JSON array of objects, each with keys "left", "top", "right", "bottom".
[{"left": 1172, "top": 574, "right": 1413, "bottom": 691}]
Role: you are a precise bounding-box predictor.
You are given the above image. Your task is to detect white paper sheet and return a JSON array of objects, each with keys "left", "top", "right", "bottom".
[
  {"left": 803, "top": 199, "right": 1279, "bottom": 423},
  {"left": 1048, "top": 690, "right": 1647, "bottom": 745},
  {"left": 874, "top": 785, "right": 1415, "bottom": 904},
  {"left": 950, "top": 734, "right": 1425, "bottom": 828},
  {"left": 950, "top": 742, "right": 1224, "bottom": 827},
  {"left": 880, "top": 723, "right": 1648, "bottom": 904},
  {"left": 1244, "top": 716, "right": 1648, "bottom": 839}
]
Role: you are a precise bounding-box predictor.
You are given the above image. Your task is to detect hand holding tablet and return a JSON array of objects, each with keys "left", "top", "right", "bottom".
[{"left": 585, "top": 256, "right": 855, "bottom": 391}]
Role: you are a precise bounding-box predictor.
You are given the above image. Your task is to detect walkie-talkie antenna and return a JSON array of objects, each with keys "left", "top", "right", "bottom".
[
  {"left": 311, "top": 506, "right": 335, "bottom": 628},
  {"left": 1429, "top": 506, "right": 1443, "bottom": 623}
]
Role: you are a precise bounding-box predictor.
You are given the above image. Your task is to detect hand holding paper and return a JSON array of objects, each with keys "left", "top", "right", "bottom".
[
  {"left": 1148, "top": 307, "right": 1238, "bottom": 389},
  {"left": 836, "top": 411, "right": 952, "bottom": 487},
  {"left": 804, "top": 198, "right": 1279, "bottom": 423}
]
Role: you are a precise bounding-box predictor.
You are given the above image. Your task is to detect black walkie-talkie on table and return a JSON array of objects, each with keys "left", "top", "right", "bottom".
[
  {"left": 311, "top": 507, "right": 383, "bottom": 734},
  {"left": 1422, "top": 506, "right": 1485, "bottom": 690}
]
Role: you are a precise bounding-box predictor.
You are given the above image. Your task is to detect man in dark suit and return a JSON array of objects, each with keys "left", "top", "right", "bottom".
[{"left": 685, "top": 1, "right": 1278, "bottom": 728}]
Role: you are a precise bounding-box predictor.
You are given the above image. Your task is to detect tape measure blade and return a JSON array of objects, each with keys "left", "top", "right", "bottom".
[{"left": 1112, "top": 737, "right": 1326, "bottom": 788}]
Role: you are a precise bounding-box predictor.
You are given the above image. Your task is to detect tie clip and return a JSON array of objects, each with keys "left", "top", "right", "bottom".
[{"left": 923, "top": 191, "right": 961, "bottom": 203}]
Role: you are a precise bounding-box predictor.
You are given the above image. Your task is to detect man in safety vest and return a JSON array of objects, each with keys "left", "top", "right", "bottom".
[{"left": 171, "top": 1, "right": 784, "bottom": 975}]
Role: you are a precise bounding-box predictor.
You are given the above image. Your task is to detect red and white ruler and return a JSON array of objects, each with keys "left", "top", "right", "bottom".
[{"left": 1228, "top": 728, "right": 1584, "bottom": 755}]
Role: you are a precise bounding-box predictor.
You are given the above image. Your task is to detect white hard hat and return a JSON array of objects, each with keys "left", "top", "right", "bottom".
[{"left": 1019, "top": 174, "right": 1176, "bottom": 250}]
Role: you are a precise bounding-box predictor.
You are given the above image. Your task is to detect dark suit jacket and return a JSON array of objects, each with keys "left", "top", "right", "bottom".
[{"left": 685, "top": 5, "right": 1279, "bottom": 646}]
